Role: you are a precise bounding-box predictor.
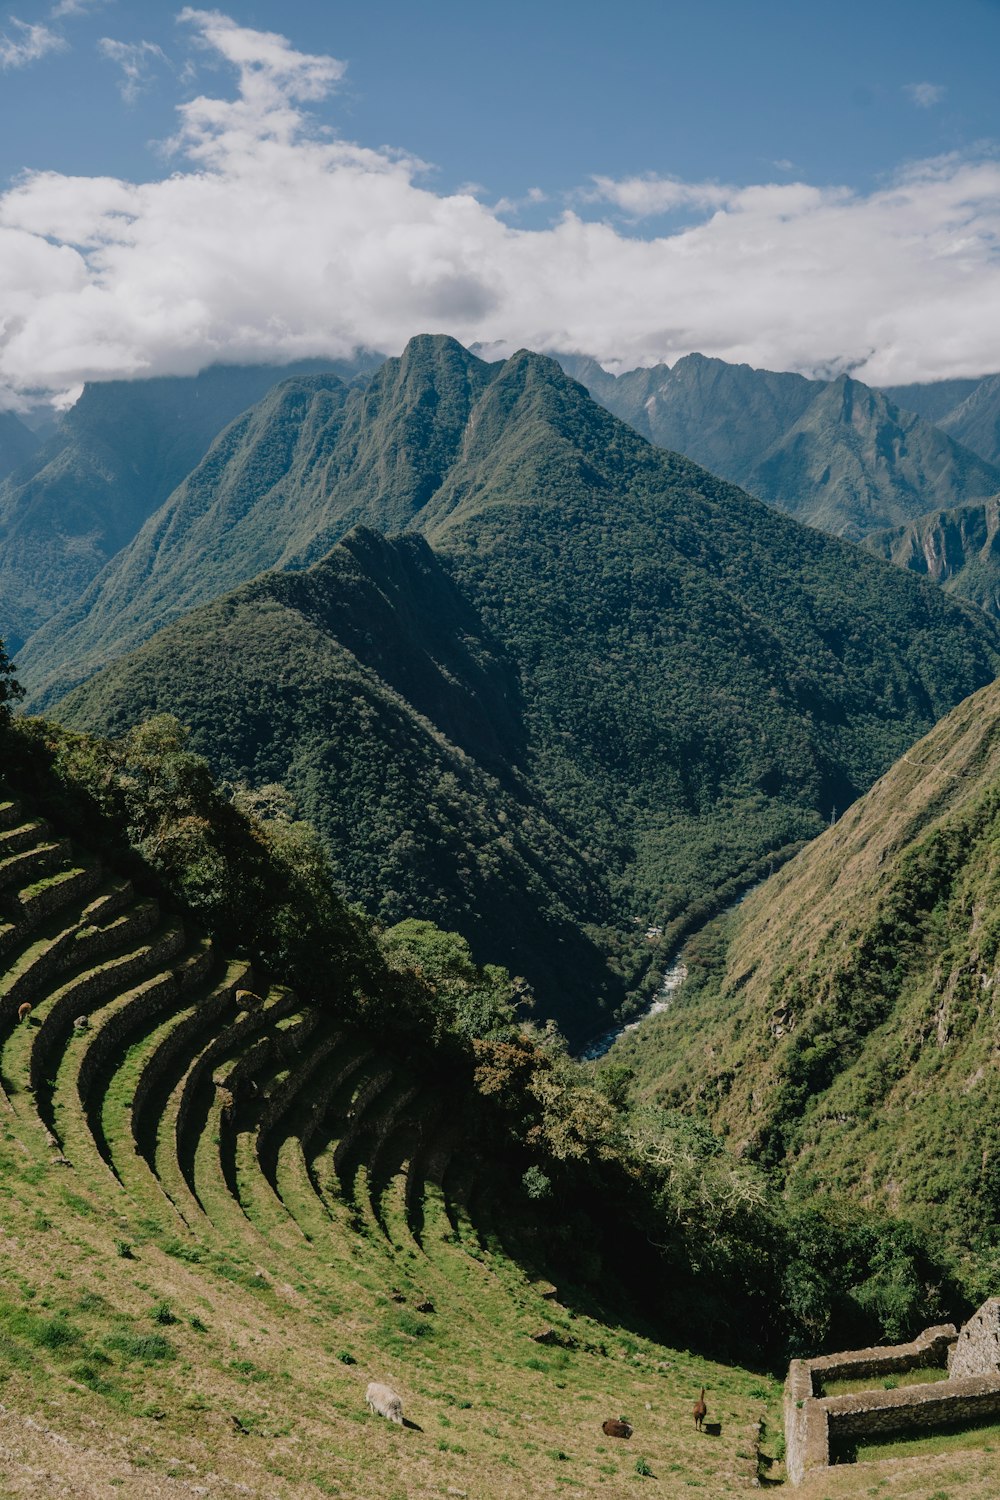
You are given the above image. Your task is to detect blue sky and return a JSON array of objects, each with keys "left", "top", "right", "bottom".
[
  {"left": 0, "top": 1, "right": 998, "bottom": 399},
  {"left": 3, "top": 1, "right": 997, "bottom": 205}
]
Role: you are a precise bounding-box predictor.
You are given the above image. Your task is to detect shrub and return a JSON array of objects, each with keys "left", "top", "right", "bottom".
[
  {"left": 522, "top": 1165, "right": 552, "bottom": 1200},
  {"left": 104, "top": 1328, "right": 175, "bottom": 1364}
]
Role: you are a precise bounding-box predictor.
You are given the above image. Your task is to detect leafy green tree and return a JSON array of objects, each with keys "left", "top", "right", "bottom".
[
  {"left": 0, "top": 637, "right": 23, "bottom": 721},
  {"left": 381, "top": 918, "right": 527, "bottom": 1042}
]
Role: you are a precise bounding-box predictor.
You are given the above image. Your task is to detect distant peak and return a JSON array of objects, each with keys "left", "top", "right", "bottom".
[
  {"left": 504, "top": 347, "right": 571, "bottom": 377},
  {"left": 398, "top": 333, "right": 486, "bottom": 367}
]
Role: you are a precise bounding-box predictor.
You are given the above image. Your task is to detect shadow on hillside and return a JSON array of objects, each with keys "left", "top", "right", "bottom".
[{"left": 483, "top": 1200, "right": 784, "bottom": 1378}]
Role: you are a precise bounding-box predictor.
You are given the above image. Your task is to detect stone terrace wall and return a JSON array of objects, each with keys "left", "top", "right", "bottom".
[{"left": 828, "top": 1374, "right": 1000, "bottom": 1448}]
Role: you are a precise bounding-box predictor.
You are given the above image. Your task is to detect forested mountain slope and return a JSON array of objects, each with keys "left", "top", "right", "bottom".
[
  {"left": 53, "top": 529, "right": 625, "bottom": 1039},
  {"left": 50, "top": 338, "right": 1000, "bottom": 1038},
  {"left": 0, "top": 410, "right": 39, "bottom": 486},
  {"left": 611, "top": 675, "right": 1000, "bottom": 1268},
  {"left": 19, "top": 339, "right": 494, "bottom": 702},
  {"left": 864, "top": 494, "right": 1000, "bottom": 619},
  {"left": 559, "top": 352, "right": 1000, "bottom": 538},
  {"left": 0, "top": 357, "right": 378, "bottom": 653}
]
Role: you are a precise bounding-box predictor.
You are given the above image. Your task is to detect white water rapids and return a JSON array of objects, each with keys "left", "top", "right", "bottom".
[{"left": 578, "top": 957, "right": 688, "bottom": 1062}]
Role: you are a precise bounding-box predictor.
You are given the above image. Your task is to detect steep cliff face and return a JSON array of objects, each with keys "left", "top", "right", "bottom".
[{"left": 864, "top": 494, "right": 1000, "bottom": 618}]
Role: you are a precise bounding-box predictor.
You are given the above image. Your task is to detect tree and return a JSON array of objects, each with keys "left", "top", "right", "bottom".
[
  {"left": 380, "top": 918, "right": 525, "bottom": 1041},
  {"left": 0, "top": 638, "right": 23, "bottom": 721}
]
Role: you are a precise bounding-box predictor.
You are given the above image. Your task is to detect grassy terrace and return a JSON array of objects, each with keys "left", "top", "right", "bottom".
[
  {"left": 818, "top": 1364, "right": 950, "bottom": 1397},
  {"left": 850, "top": 1416, "right": 1000, "bottom": 1463}
]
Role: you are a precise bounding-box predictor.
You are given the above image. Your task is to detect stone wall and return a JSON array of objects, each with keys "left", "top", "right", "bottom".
[
  {"left": 828, "top": 1374, "right": 1000, "bottom": 1448},
  {"left": 951, "top": 1298, "right": 1000, "bottom": 1378},
  {"left": 785, "top": 1304, "right": 1000, "bottom": 1485},
  {"left": 784, "top": 1322, "right": 958, "bottom": 1486},
  {"left": 804, "top": 1323, "right": 957, "bottom": 1395}
]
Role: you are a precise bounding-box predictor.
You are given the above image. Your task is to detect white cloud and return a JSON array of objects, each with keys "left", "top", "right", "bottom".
[
  {"left": 50, "top": 0, "right": 104, "bottom": 17},
  {"left": 586, "top": 174, "right": 732, "bottom": 219},
  {"left": 493, "top": 186, "right": 549, "bottom": 217},
  {"left": 98, "top": 37, "right": 167, "bottom": 104},
  {"left": 0, "top": 16, "right": 65, "bottom": 68},
  {"left": 905, "top": 81, "right": 946, "bottom": 109},
  {"left": 178, "top": 9, "right": 344, "bottom": 105},
  {"left": 0, "top": 12, "right": 998, "bottom": 398}
]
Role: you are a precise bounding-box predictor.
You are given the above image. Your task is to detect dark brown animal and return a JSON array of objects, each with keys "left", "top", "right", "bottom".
[
  {"left": 17, "top": 1002, "right": 32, "bottom": 1024},
  {"left": 602, "top": 1418, "right": 633, "bottom": 1439},
  {"left": 693, "top": 1388, "right": 707, "bottom": 1430}
]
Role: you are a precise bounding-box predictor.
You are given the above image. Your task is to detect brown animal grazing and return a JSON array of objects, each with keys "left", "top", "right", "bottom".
[
  {"left": 17, "top": 1002, "right": 32, "bottom": 1024},
  {"left": 693, "top": 1388, "right": 707, "bottom": 1430},
  {"left": 602, "top": 1418, "right": 633, "bottom": 1439}
]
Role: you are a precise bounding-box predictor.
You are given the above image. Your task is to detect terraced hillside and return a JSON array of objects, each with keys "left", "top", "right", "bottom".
[
  {"left": 4, "top": 763, "right": 1000, "bottom": 1495},
  {"left": 0, "top": 783, "right": 794, "bottom": 1498}
]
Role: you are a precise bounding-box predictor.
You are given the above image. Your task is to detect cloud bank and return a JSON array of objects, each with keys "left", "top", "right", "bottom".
[{"left": 0, "top": 9, "right": 998, "bottom": 402}]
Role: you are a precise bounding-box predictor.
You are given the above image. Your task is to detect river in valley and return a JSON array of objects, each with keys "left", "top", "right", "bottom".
[{"left": 578, "top": 956, "right": 688, "bottom": 1062}]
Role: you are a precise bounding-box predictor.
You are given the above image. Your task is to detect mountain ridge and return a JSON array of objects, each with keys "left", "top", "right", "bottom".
[
  {"left": 558, "top": 351, "right": 1000, "bottom": 539},
  {"left": 0, "top": 355, "right": 380, "bottom": 654},
  {"left": 53, "top": 525, "right": 624, "bottom": 1039}
]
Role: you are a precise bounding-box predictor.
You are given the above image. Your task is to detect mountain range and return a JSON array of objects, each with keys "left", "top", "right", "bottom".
[
  {"left": 44, "top": 335, "right": 1000, "bottom": 1038},
  {"left": 0, "top": 355, "right": 380, "bottom": 654},
  {"left": 8, "top": 327, "right": 1000, "bottom": 1492},
  {"left": 558, "top": 352, "right": 1000, "bottom": 539},
  {"left": 6, "top": 345, "right": 1000, "bottom": 683}
]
